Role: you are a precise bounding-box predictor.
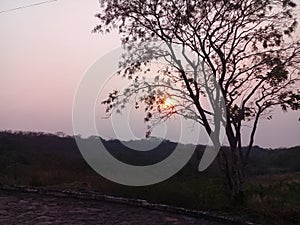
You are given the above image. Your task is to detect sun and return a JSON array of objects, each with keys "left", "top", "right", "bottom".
[{"left": 162, "top": 97, "right": 175, "bottom": 108}]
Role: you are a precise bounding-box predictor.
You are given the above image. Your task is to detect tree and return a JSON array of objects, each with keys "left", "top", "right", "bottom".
[{"left": 94, "top": 0, "right": 300, "bottom": 201}]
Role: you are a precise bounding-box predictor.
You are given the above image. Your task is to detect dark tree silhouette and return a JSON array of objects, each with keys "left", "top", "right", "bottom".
[{"left": 94, "top": 0, "right": 300, "bottom": 200}]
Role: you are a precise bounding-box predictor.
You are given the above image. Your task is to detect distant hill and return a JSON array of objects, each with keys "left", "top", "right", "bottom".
[{"left": 0, "top": 131, "right": 299, "bottom": 178}]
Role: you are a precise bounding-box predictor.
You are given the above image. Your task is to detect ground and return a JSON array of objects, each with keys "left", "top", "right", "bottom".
[{"left": 0, "top": 190, "right": 226, "bottom": 225}]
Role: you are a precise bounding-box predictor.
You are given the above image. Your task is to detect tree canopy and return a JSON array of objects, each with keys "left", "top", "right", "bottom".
[{"left": 94, "top": 0, "right": 300, "bottom": 199}]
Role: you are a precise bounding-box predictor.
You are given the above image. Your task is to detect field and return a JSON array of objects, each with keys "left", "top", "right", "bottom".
[{"left": 0, "top": 131, "right": 299, "bottom": 225}]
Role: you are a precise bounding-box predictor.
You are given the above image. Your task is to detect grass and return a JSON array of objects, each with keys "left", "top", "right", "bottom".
[{"left": 1, "top": 164, "right": 300, "bottom": 225}]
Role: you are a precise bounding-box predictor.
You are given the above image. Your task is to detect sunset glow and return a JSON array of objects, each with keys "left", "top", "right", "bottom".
[
  {"left": 0, "top": 0, "right": 299, "bottom": 147},
  {"left": 163, "top": 97, "right": 175, "bottom": 108}
]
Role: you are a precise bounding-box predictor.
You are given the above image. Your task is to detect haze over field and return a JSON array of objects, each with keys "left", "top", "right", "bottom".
[{"left": 0, "top": 0, "right": 299, "bottom": 148}]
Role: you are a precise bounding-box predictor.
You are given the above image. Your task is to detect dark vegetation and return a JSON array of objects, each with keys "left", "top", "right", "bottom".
[{"left": 0, "top": 130, "right": 299, "bottom": 224}]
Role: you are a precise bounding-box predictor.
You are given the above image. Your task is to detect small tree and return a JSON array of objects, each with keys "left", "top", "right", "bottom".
[{"left": 94, "top": 0, "right": 300, "bottom": 200}]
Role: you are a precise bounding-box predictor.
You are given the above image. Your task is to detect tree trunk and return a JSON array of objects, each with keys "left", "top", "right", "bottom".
[
  {"left": 228, "top": 163, "right": 245, "bottom": 203},
  {"left": 218, "top": 148, "right": 245, "bottom": 203}
]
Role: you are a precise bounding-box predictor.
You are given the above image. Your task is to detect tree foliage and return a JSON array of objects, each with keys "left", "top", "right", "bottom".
[{"left": 94, "top": 0, "right": 300, "bottom": 199}]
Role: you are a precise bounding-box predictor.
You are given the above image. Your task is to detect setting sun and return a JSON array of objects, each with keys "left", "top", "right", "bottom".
[{"left": 163, "top": 97, "right": 175, "bottom": 108}]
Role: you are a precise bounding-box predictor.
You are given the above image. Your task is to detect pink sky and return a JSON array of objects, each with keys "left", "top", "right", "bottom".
[{"left": 0, "top": 0, "right": 299, "bottom": 148}]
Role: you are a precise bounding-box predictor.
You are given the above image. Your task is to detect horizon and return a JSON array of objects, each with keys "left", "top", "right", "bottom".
[{"left": 1, "top": 129, "right": 299, "bottom": 150}]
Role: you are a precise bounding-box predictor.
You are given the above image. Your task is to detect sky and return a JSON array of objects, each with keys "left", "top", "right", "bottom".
[{"left": 0, "top": 0, "right": 299, "bottom": 148}]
